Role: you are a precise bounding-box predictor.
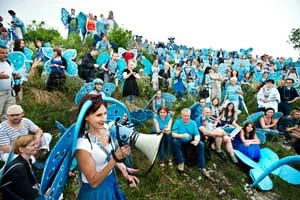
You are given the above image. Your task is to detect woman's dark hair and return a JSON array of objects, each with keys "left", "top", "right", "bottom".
[
  {"left": 202, "top": 66, "right": 212, "bottom": 85},
  {"left": 243, "top": 122, "right": 256, "bottom": 139},
  {"left": 13, "top": 39, "right": 24, "bottom": 52},
  {"left": 53, "top": 47, "right": 62, "bottom": 56},
  {"left": 264, "top": 107, "right": 275, "bottom": 114},
  {"left": 77, "top": 94, "right": 107, "bottom": 135},
  {"left": 35, "top": 39, "right": 42, "bottom": 48},
  {"left": 231, "top": 70, "right": 239, "bottom": 78},
  {"left": 211, "top": 97, "right": 220, "bottom": 106},
  {"left": 157, "top": 106, "right": 169, "bottom": 115},
  {"left": 223, "top": 102, "right": 235, "bottom": 116}
]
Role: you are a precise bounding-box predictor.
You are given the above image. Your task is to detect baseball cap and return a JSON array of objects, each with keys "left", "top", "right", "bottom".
[{"left": 7, "top": 105, "right": 24, "bottom": 115}]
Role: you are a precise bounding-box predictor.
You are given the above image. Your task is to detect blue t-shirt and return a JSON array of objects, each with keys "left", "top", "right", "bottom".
[
  {"left": 152, "top": 114, "right": 171, "bottom": 132},
  {"left": 172, "top": 118, "right": 199, "bottom": 142}
]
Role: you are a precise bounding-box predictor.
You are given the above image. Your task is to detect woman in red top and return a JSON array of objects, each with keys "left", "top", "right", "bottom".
[{"left": 86, "top": 13, "right": 96, "bottom": 35}]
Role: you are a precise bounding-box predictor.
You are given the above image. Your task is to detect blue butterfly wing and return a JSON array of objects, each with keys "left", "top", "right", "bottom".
[
  {"left": 43, "top": 42, "right": 51, "bottom": 48},
  {"left": 234, "top": 149, "right": 260, "bottom": 169},
  {"left": 274, "top": 71, "right": 282, "bottom": 83},
  {"left": 25, "top": 62, "right": 31, "bottom": 72},
  {"left": 62, "top": 49, "right": 78, "bottom": 76},
  {"left": 277, "top": 164, "right": 300, "bottom": 185},
  {"left": 77, "top": 12, "right": 87, "bottom": 35},
  {"left": 66, "top": 60, "right": 78, "bottom": 76},
  {"left": 141, "top": 57, "right": 152, "bottom": 76},
  {"left": 7, "top": 51, "right": 26, "bottom": 71},
  {"left": 253, "top": 72, "right": 263, "bottom": 82},
  {"left": 107, "top": 104, "right": 126, "bottom": 123},
  {"left": 267, "top": 72, "right": 275, "bottom": 81},
  {"left": 44, "top": 60, "right": 51, "bottom": 74},
  {"left": 96, "top": 52, "right": 110, "bottom": 66},
  {"left": 118, "top": 47, "right": 126, "bottom": 57},
  {"left": 116, "top": 58, "right": 126, "bottom": 81},
  {"left": 75, "top": 82, "right": 94, "bottom": 105},
  {"left": 243, "top": 111, "right": 264, "bottom": 125},
  {"left": 63, "top": 49, "right": 77, "bottom": 60},
  {"left": 162, "top": 92, "right": 176, "bottom": 108},
  {"left": 102, "top": 83, "right": 116, "bottom": 97},
  {"left": 61, "top": 8, "right": 70, "bottom": 26},
  {"left": 272, "top": 112, "right": 283, "bottom": 120},
  {"left": 40, "top": 124, "right": 75, "bottom": 195},
  {"left": 42, "top": 47, "right": 54, "bottom": 60},
  {"left": 249, "top": 167, "right": 273, "bottom": 191},
  {"left": 130, "top": 109, "right": 154, "bottom": 128},
  {"left": 23, "top": 47, "right": 33, "bottom": 62},
  {"left": 55, "top": 120, "right": 67, "bottom": 136}
]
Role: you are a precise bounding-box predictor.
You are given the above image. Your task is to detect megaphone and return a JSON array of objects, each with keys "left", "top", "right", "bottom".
[{"left": 110, "top": 124, "right": 163, "bottom": 167}]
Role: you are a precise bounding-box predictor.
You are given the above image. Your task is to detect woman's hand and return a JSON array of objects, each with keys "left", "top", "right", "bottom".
[
  {"left": 113, "top": 145, "right": 131, "bottom": 162},
  {"left": 127, "top": 174, "right": 140, "bottom": 187}
]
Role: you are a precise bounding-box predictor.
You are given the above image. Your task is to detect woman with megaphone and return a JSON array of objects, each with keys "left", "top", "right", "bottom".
[{"left": 75, "top": 94, "right": 139, "bottom": 200}]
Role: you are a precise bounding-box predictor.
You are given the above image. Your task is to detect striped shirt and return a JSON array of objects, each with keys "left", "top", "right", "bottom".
[{"left": 0, "top": 118, "right": 38, "bottom": 145}]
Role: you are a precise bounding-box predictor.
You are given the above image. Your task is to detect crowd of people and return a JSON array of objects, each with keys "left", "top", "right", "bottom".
[{"left": 0, "top": 8, "right": 300, "bottom": 200}]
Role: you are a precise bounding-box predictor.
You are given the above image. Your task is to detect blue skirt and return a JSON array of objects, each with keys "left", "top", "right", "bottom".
[
  {"left": 236, "top": 143, "right": 261, "bottom": 160},
  {"left": 78, "top": 172, "right": 127, "bottom": 200}
]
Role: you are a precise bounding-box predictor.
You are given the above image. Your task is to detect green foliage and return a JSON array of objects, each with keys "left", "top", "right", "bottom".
[
  {"left": 24, "top": 28, "right": 61, "bottom": 44},
  {"left": 288, "top": 28, "right": 300, "bottom": 51},
  {"left": 141, "top": 50, "right": 155, "bottom": 63},
  {"left": 108, "top": 27, "right": 133, "bottom": 50}
]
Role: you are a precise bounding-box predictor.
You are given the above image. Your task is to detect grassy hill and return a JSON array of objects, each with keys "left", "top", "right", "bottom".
[{"left": 16, "top": 67, "right": 300, "bottom": 200}]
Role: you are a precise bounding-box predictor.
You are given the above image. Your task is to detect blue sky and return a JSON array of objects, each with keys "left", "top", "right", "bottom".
[{"left": 1, "top": 0, "right": 300, "bottom": 59}]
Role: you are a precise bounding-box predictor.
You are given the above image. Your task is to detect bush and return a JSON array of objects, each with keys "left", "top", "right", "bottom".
[
  {"left": 108, "top": 27, "right": 133, "bottom": 50},
  {"left": 24, "top": 28, "right": 61, "bottom": 44}
]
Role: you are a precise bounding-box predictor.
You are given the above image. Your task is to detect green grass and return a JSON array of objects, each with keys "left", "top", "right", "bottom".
[{"left": 13, "top": 73, "right": 300, "bottom": 200}]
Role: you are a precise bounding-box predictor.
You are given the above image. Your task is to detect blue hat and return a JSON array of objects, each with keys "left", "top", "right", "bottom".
[{"left": 93, "top": 78, "right": 103, "bottom": 85}]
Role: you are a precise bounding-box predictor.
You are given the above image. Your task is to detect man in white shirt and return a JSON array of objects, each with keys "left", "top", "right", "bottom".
[{"left": 0, "top": 43, "right": 16, "bottom": 122}]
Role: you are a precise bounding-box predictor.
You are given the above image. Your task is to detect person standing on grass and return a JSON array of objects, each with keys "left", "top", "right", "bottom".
[
  {"left": 75, "top": 94, "right": 139, "bottom": 199},
  {"left": 122, "top": 59, "right": 140, "bottom": 104}
]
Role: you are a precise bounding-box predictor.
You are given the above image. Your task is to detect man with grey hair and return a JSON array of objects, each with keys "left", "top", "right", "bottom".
[
  {"left": 197, "top": 107, "right": 238, "bottom": 163},
  {"left": 172, "top": 108, "right": 210, "bottom": 178}
]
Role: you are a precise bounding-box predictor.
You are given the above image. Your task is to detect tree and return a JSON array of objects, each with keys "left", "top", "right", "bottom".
[{"left": 288, "top": 28, "right": 300, "bottom": 51}]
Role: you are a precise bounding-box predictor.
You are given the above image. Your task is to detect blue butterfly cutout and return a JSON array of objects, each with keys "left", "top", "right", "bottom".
[
  {"left": 74, "top": 82, "right": 116, "bottom": 105},
  {"left": 234, "top": 148, "right": 300, "bottom": 191},
  {"left": 42, "top": 47, "right": 78, "bottom": 76},
  {"left": 60, "top": 8, "right": 69, "bottom": 26}
]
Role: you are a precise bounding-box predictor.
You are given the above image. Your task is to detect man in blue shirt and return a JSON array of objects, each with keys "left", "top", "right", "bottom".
[{"left": 172, "top": 108, "right": 210, "bottom": 178}]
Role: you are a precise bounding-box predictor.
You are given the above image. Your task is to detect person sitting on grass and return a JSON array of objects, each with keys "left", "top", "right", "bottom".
[
  {"left": 172, "top": 108, "right": 210, "bottom": 178},
  {"left": 233, "top": 122, "right": 261, "bottom": 161},
  {"left": 153, "top": 106, "right": 173, "bottom": 169},
  {"left": 197, "top": 107, "right": 238, "bottom": 164},
  {"left": 0, "top": 105, "right": 52, "bottom": 169},
  {"left": 1, "top": 135, "right": 41, "bottom": 200}
]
